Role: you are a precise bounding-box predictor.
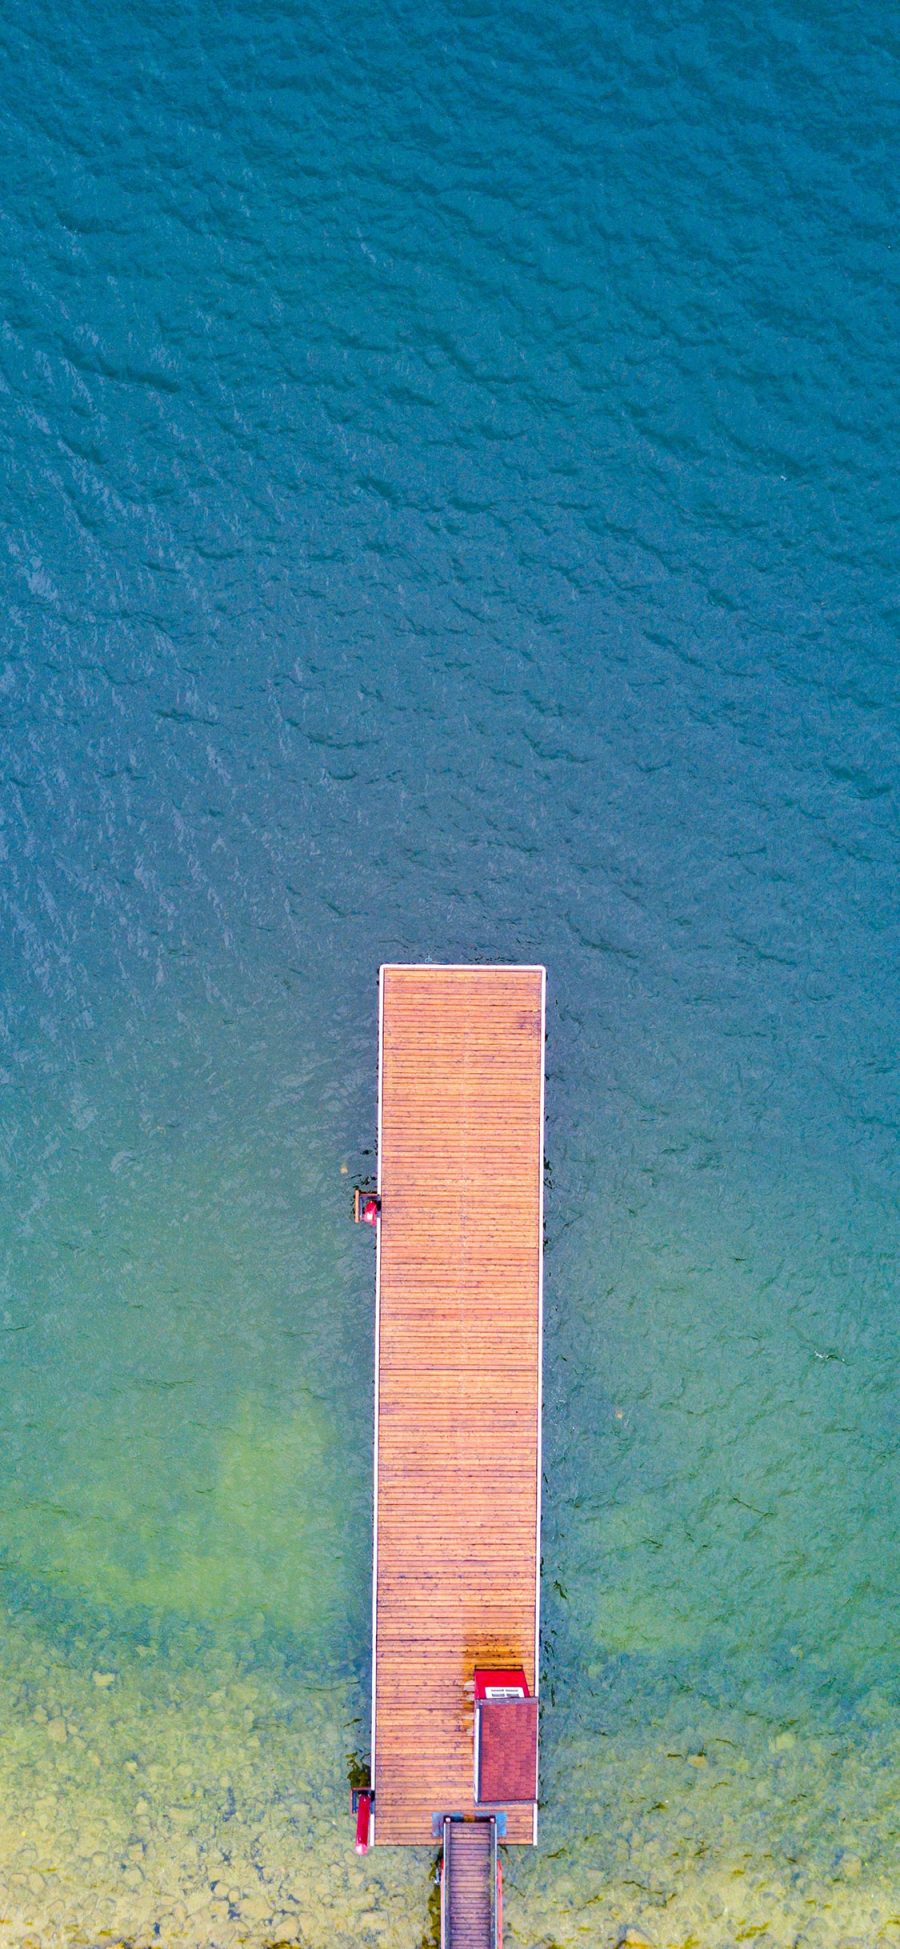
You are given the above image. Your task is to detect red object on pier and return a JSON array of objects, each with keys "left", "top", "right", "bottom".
[
  {"left": 473, "top": 1669, "right": 538, "bottom": 1809},
  {"left": 355, "top": 1791, "right": 372, "bottom": 1854},
  {"left": 353, "top": 1188, "right": 381, "bottom": 1227},
  {"left": 473, "top": 1668, "right": 530, "bottom": 1702}
]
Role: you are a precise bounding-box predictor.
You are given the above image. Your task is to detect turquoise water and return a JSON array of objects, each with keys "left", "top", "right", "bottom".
[{"left": 1, "top": 2, "right": 897, "bottom": 1944}]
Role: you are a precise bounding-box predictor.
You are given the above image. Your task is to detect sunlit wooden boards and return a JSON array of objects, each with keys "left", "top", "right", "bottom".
[{"left": 371, "top": 964, "right": 545, "bottom": 1846}]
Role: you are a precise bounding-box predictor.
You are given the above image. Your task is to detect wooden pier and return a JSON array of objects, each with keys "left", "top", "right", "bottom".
[{"left": 369, "top": 964, "right": 545, "bottom": 1849}]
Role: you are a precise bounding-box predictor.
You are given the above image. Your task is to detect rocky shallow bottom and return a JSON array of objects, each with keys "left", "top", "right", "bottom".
[{"left": 0, "top": 1605, "right": 895, "bottom": 1949}]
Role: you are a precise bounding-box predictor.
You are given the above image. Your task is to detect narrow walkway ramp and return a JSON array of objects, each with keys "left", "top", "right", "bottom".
[{"left": 443, "top": 1819, "right": 497, "bottom": 1949}]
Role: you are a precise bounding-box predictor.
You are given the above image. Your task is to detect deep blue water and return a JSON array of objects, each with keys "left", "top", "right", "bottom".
[{"left": 0, "top": 3, "right": 897, "bottom": 1945}]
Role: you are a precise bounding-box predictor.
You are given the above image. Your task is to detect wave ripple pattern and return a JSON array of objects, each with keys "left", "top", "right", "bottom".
[{"left": 0, "top": 2, "right": 896, "bottom": 1946}]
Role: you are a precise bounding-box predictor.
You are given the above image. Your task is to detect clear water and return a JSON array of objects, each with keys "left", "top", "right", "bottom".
[{"left": 0, "top": 2, "right": 897, "bottom": 1944}]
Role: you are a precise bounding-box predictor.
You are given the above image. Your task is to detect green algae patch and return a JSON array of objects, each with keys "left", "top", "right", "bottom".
[
  {"left": 585, "top": 1494, "right": 707, "bottom": 1656},
  {"left": 0, "top": 1107, "right": 366, "bottom": 1647},
  {"left": 5, "top": 1389, "right": 346, "bottom": 1638}
]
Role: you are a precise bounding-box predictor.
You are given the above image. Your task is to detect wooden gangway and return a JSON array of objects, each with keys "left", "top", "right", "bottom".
[
  {"left": 441, "top": 1819, "right": 498, "bottom": 1949},
  {"left": 370, "top": 964, "right": 545, "bottom": 1849}
]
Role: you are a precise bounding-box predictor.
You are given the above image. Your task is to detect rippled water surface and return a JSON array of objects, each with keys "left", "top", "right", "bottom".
[{"left": 1, "top": 2, "right": 897, "bottom": 1944}]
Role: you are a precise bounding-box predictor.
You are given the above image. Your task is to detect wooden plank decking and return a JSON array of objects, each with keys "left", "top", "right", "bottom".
[{"left": 371, "top": 964, "right": 545, "bottom": 1846}]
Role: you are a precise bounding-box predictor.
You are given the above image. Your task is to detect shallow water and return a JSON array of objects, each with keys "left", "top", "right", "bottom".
[{"left": 0, "top": 1, "right": 897, "bottom": 1944}]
